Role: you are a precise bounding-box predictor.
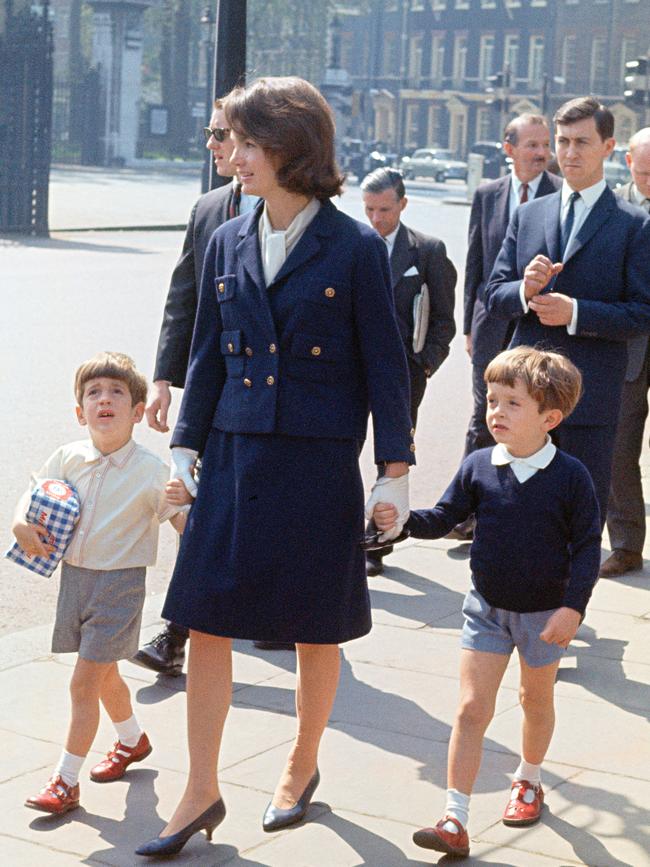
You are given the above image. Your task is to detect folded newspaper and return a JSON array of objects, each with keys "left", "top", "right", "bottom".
[{"left": 5, "top": 479, "right": 80, "bottom": 577}]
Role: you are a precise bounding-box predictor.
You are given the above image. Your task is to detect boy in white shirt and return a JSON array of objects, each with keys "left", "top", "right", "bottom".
[{"left": 12, "top": 352, "right": 190, "bottom": 814}]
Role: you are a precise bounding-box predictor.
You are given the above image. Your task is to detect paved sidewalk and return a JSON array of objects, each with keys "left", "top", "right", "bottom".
[{"left": 1, "top": 534, "right": 649, "bottom": 866}]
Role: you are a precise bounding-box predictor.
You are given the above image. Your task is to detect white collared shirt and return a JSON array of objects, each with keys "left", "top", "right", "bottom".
[
  {"left": 31, "top": 438, "right": 179, "bottom": 569},
  {"left": 258, "top": 197, "right": 321, "bottom": 285},
  {"left": 509, "top": 171, "right": 544, "bottom": 217},
  {"left": 632, "top": 183, "right": 650, "bottom": 211},
  {"left": 491, "top": 436, "right": 557, "bottom": 483},
  {"left": 383, "top": 224, "right": 400, "bottom": 259}
]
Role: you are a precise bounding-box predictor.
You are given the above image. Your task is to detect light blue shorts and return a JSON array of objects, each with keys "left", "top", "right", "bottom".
[{"left": 461, "top": 587, "right": 565, "bottom": 669}]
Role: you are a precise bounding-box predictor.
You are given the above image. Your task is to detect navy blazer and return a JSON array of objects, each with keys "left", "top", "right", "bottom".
[
  {"left": 154, "top": 181, "right": 236, "bottom": 387},
  {"left": 464, "top": 171, "right": 561, "bottom": 367},
  {"left": 484, "top": 186, "right": 650, "bottom": 426},
  {"left": 172, "top": 200, "right": 415, "bottom": 463}
]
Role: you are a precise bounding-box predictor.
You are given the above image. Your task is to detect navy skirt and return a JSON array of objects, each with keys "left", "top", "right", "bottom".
[{"left": 162, "top": 429, "right": 371, "bottom": 644}]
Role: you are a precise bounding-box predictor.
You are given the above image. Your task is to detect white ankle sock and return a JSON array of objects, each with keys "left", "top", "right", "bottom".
[
  {"left": 54, "top": 750, "right": 85, "bottom": 787},
  {"left": 113, "top": 714, "right": 143, "bottom": 748},
  {"left": 513, "top": 759, "right": 542, "bottom": 786},
  {"left": 442, "top": 788, "right": 470, "bottom": 833}
]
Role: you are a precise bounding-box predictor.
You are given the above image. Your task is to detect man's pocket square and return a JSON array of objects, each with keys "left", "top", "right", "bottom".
[{"left": 404, "top": 266, "right": 419, "bottom": 277}]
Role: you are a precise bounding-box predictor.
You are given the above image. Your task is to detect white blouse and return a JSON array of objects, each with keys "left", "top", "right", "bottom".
[{"left": 258, "top": 197, "right": 322, "bottom": 285}]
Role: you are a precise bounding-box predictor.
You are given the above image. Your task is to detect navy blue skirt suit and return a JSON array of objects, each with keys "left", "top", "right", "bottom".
[{"left": 162, "top": 199, "right": 414, "bottom": 644}]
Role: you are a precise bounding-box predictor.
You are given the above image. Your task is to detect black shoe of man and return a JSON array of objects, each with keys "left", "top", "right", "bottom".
[
  {"left": 366, "top": 554, "right": 384, "bottom": 576},
  {"left": 132, "top": 627, "right": 186, "bottom": 676}
]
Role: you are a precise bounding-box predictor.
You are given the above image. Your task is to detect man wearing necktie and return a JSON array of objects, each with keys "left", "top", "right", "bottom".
[
  {"left": 601, "top": 128, "right": 650, "bottom": 577},
  {"left": 484, "top": 97, "right": 650, "bottom": 527},
  {"left": 361, "top": 167, "right": 457, "bottom": 574},
  {"left": 135, "top": 98, "right": 260, "bottom": 674},
  {"left": 457, "top": 115, "right": 561, "bottom": 540}
]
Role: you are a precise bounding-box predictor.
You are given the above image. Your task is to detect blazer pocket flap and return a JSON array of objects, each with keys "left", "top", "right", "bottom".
[
  {"left": 215, "top": 274, "right": 236, "bottom": 302},
  {"left": 220, "top": 330, "right": 243, "bottom": 355},
  {"left": 290, "top": 332, "right": 345, "bottom": 362}
]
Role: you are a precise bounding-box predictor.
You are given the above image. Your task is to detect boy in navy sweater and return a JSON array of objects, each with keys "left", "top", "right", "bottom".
[{"left": 373, "top": 346, "right": 601, "bottom": 859}]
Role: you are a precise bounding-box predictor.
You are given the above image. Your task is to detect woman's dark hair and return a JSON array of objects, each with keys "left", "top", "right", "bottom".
[{"left": 224, "top": 76, "right": 345, "bottom": 199}]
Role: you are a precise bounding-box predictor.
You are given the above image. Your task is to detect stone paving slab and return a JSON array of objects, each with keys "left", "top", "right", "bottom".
[{"left": 1, "top": 538, "right": 650, "bottom": 865}]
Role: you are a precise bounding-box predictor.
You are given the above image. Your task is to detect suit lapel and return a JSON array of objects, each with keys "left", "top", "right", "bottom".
[
  {"left": 390, "top": 224, "right": 413, "bottom": 287},
  {"left": 235, "top": 206, "right": 276, "bottom": 336},
  {"left": 535, "top": 171, "right": 557, "bottom": 198},
  {"left": 563, "top": 186, "right": 614, "bottom": 264},
  {"left": 543, "top": 192, "right": 562, "bottom": 263},
  {"left": 495, "top": 177, "right": 511, "bottom": 232},
  {"left": 267, "top": 201, "right": 337, "bottom": 289}
]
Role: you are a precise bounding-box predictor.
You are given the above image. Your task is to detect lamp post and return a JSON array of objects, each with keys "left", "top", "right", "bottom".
[{"left": 200, "top": 5, "right": 215, "bottom": 193}]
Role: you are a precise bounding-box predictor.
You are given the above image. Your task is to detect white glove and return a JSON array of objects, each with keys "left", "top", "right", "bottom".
[
  {"left": 170, "top": 446, "right": 199, "bottom": 498},
  {"left": 364, "top": 473, "right": 410, "bottom": 543}
]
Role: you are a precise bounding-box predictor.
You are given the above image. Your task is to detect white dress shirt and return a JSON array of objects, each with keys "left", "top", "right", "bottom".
[
  {"left": 383, "top": 225, "right": 400, "bottom": 259},
  {"left": 632, "top": 184, "right": 650, "bottom": 211},
  {"left": 509, "top": 171, "right": 544, "bottom": 217},
  {"left": 491, "top": 436, "right": 557, "bottom": 483}
]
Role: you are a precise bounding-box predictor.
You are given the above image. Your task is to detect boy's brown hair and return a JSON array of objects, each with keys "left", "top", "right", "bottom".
[
  {"left": 74, "top": 352, "right": 148, "bottom": 407},
  {"left": 485, "top": 346, "right": 582, "bottom": 418}
]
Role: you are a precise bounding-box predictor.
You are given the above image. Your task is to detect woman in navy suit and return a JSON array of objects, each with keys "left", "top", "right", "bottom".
[{"left": 137, "top": 77, "right": 414, "bottom": 858}]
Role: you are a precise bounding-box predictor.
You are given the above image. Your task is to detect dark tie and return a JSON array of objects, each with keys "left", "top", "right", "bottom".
[
  {"left": 519, "top": 183, "right": 529, "bottom": 204},
  {"left": 560, "top": 191, "right": 580, "bottom": 259},
  {"left": 229, "top": 182, "right": 242, "bottom": 219}
]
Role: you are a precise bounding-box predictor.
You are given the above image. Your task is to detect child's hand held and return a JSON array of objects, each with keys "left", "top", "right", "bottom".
[{"left": 373, "top": 502, "right": 398, "bottom": 531}]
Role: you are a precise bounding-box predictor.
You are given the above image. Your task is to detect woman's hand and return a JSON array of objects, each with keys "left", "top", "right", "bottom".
[
  {"left": 365, "top": 473, "right": 410, "bottom": 542},
  {"left": 170, "top": 447, "right": 199, "bottom": 497},
  {"left": 373, "top": 502, "right": 398, "bottom": 532}
]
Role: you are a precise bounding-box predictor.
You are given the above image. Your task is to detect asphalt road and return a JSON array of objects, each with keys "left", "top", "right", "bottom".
[{"left": 1, "top": 179, "right": 473, "bottom": 635}]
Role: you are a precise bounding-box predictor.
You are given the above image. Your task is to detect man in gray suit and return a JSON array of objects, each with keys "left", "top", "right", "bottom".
[
  {"left": 600, "top": 127, "right": 650, "bottom": 577},
  {"left": 450, "top": 114, "right": 561, "bottom": 540}
]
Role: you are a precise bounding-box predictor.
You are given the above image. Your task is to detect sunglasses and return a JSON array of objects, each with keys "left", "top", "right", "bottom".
[{"left": 203, "top": 126, "right": 231, "bottom": 143}]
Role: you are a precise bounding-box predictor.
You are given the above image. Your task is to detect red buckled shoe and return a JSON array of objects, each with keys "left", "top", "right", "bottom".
[
  {"left": 502, "top": 779, "right": 544, "bottom": 826},
  {"left": 413, "top": 816, "right": 470, "bottom": 858},
  {"left": 89, "top": 732, "right": 152, "bottom": 783},
  {"left": 25, "top": 775, "right": 80, "bottom": 814}
]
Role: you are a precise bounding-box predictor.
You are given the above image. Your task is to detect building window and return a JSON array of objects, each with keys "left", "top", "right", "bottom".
[
  {"left": 405, "top": 104, "right": 419, "bottom": 149},
  {"left": 382, "top": 31, "right": 398, "bottom": 76},
  {"left": 504, "top": 33, "right": 519, "bottom": 81},
  {"left": 590, "top": 36, "right": 607, "bottom": 93},
  {"left": 453, "top": 33, "right": 468, "bottom": 87},
  {"left": 621, "top": 37, "right": 637, "bottom": 88},
  {"left": 409, "top": 34, "right": 424, "bottom": 85},
  {"left": 476, "top": 107, "right": 492, "bottom": 141},
  {"left": 428, "top": 105, "right": 442, "bottom": 146},
  {"left": 455, "top": 0, "right": 470, "bottom": 9},
  {"left": 430, "top": 32, "right": 446, "bottom": 86},
  {"left": 479, "top": 34, "right": 496, "bottom": 85},
  {"left": 561, "top": 35, "right": 577, "bottom": 93},
  {"left": 528, "top": 35, "right": 544, "bottom": 88}
]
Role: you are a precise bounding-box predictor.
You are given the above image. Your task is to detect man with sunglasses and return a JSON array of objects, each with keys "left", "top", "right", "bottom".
[{"left": 134, "top": 98, "right": 261, "bottom": 676}]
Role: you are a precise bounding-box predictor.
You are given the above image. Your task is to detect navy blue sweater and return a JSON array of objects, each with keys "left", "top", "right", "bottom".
[{"left": 406, "top": 448, "right": 601, "bottom": 614}]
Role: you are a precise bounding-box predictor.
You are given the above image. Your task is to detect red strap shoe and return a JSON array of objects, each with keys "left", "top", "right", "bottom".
[
  {"left": 412, "top": 816, "right": 470, "bottom": 857},
  {"left": 89, "top": 732, "right": 152, "bottom": 783},
  {"left": 502, "top": 779, "right": 544, "bottom": 826},
  {"left": 25, "top": 775, "right": 80, "bottom": 814}
]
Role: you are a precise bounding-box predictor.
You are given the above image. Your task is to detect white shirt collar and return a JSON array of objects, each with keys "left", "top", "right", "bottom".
[
  {"left": 491, "top": 436, "right": 556, "bottom": 470},
  {"left": 383, "top": 224, "right": 400, "bottom": 257},
  {"left": 561, "top": 178, "right": 607, "bottom": 210},
  {"left": 632, "top": 184, "right": 650, "bottom": 207},
  {"left": 512, "top": 170, "right": 544, "bottom": 198},
  {"left": 80, "top": 438, "right": 136, "bottom": 467}
]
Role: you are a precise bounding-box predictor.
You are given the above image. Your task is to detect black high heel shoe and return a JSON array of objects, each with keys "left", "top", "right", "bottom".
[
  {"left": 262, "top": 768, "right": 320, "bottom": 832},
  {"left": 135, "top": 798, "right": 226, "bottom": 857}
]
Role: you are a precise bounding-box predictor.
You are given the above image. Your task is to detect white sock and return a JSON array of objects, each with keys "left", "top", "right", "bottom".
[
  {"left": 54, "top": 750, "right": 85, "bottom": 787},
  {"left": 113, "top": 714, "right": 143, "bottom": 748},
  {"left": 442, "top": 788, "right": 470, "bottom": 833},
  {"left": 513, "top": 759, "right": 542, "bottom": 786}
]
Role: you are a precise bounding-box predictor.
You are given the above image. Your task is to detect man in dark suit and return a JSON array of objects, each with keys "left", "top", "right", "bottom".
[
  {"left": 361, "top": 167, "right": 457, "bottom": 574},
  {"left": 135, "top": 99, "right": 261, "bottom": 674},
  {"left": 600, "top": 128, "right": 650, "bottom": 577},
  {"left": 453, "top": 115, "right": 562, "bottom": 540},
  {"left": 485, "top": 97, "right": 650, "bottom": 526}
]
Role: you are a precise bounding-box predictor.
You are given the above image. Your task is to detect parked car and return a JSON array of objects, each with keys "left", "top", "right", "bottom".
[
  {"left": 399, "top": 148, "right": 468, "bottom": 182},
  {"left": 467, "top": 141, "right": 510, "bottom": 179},
  {"left": 340, "top": 139, "right": 398, "bottom": 181},
  {"left": 604, "top": 147, "right": 631, "bottom": 189}
]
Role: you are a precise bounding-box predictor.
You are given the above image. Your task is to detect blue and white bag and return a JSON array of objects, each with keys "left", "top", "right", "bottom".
[{"left": 5, "top": 479, "right": 81, "bottom": 577}]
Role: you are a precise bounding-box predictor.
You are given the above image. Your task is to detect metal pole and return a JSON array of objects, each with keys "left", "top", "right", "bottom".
[{"left": 205, "top": 0, "right": 247, "bottom": 192}]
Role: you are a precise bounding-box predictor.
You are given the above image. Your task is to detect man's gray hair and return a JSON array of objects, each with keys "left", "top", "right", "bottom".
[{"left": 360, "top": 167, "right": 406, "bottom": 199}]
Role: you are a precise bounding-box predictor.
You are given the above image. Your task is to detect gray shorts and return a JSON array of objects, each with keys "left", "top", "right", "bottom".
[
  {"left": 52, "top": 562, "right": 146, "bottom": 663},
  {"left": 461, "top": 587, "right": 565, "bottom": 669}
]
